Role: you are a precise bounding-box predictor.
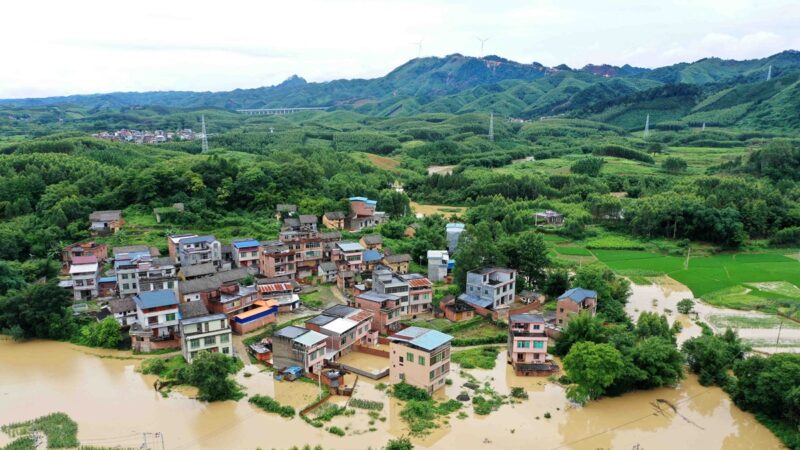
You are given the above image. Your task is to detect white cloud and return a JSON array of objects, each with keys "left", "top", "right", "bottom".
[{"left": 0, "top": 0, "right": 797, "bottom": 98}]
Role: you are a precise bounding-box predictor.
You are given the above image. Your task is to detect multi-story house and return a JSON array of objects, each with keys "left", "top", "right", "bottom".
[
  {"left": 130, "top": 290, "right": 180, "bottom": 352},
  {"left": 427, "top": 250, "right": 449, "bottom": 282},
  {"left": 167, "top": 233, "right": 197, "bottom": 263},
  {"left": 445, "top": 223, "right": 465, "bottom": 254},
  {"left": 372, "top": 266, "right": 410, "bottom": 314},
  {"left": 322, "top": 211, "right": 346, "bottom": 230},
  {"left": 69, "top": 255, "right": 99, "bottom": 300},
  {"left": 347, "top": 197, "right": 386, "bottom": 231},
  {"left": 399, "top": 274, "right": 433, "bottom": 316},
  {"left": 177, "top": 235, "right": 222, "bottom": 268},
  {"left": 304, "top": 305, "right": 374, "bottom": 360},
  {"left": 282, "top": 214, "right": 318, "bottom": 232},
  {"left": 272, "top": 325, "right": 328, "bottom": 373},
  {"left": 115, "top": 252, "right": 177, "bottom": 297},
  {"left": 279, "top": 229, "right": 325, "bottom": 278},
  {"left": 507, "top": 313, "right": 550, "bottom": 375},
  {"left": 353, "top": 291, "right": 403, "bottom": 334},
  {"left": 89, "top": 210, "right": 123, "bottom": 234},
  {"left": 556, "top": 288, "right": 598, "bottom": 327},
  {"left": 259, "top": 240, "right": 296, "bottom": 279},
  {"left": 318, "top": 261, "right": 338, "bottom": 283},
  {"left": 389, "top": 326, "right": 453, "bottom": 393},
  {"left": 178, "top": 301, "right": 233, "bottom": 363},
  {"left": 359, "top": 234, "right": 383, "bottom": 251},
  {"left": 231, "top": 238, "right": 260, "bottom": 268},
  {"left": 459, "top": 268, "right": 516, "bottom": 312},
  {"left": 333, "top": 241, "right": 365, "bottom": 273}
]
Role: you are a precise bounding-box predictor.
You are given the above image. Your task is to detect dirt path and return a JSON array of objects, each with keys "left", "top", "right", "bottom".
[{"left": 232, "top": 335, "right": 251, "bottom": 366}]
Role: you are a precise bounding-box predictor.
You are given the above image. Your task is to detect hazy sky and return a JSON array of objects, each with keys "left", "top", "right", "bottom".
[{"left": 1, "top": 0, "right": 798, "bottom": 98}]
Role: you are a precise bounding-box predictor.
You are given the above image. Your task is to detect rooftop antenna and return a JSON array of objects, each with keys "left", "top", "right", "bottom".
[
  {"left": 413, "top": 40, "right": 423, "bottom": 58},
  {"left": 200, "top": 115, "right": 209, "bottom": 153},
  {"left": 767, "top": 64, "right": 772, "bottom": 81},
  {"left": 476, "top": 36, "right": 490, "bottom": 57},
  {"left": 643, "top": 114, "right": 650, "bottom": 139},
  {"left": 488, "top": 112, "right": 494, "bottom": 141}
]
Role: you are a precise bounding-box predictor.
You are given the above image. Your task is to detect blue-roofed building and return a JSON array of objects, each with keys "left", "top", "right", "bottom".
[
  {"left": 130, "top": 289, "right": 180, "bottom": 353},
  {"left": 556, "top": 287, "right": 598, "bottom": 327},
  {"left": 362, "top": 249, "right": 383, "bottom": 272},
  {"left": 389, "top": 326, "right": 453, "bottom": 393},
  {"left": 231, "top": 238, "right": 261, "bottom": 268},
  {"left": 334, "top": 241, "right": 365, "bottom": 272}
]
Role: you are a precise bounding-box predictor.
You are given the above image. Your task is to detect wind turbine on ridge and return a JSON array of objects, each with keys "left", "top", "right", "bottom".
[
  {"left": 412, "top": 39, "right": 423, "bottom": 58},
  {"left": 475, "top": 36, "right": 490, "bottom": 58}
]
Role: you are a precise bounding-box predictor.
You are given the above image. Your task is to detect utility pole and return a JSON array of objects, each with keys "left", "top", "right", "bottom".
[
  {"left": 156, "top": 432, "right": 165, "bottom": 450},
  {"left": 488, "top": 113, "right": 494, "bottom": 142},
  {"left": 142, "top": 432, "right": 149, "bottom": 450},
  {"left": 200, "top": 115, "right": 209, "bottom": 153}
]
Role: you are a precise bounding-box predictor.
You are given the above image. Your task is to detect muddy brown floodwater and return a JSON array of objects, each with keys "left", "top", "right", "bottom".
[{"left": 0, "top": 332, "right": 786, "bottom": 449}]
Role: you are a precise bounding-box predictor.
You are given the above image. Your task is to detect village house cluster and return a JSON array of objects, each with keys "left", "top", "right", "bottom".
[
  {"left": 92, "top": 128, "right": 202, "bottom": 144},
  {"left": 61, "top": 200, "right": 592, "bottom": 393}
]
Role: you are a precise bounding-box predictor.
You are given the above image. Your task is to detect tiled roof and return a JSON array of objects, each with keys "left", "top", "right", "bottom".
[
  {"left": 362, "top": 249, "right": 383, "bottom": 262},
  {"left": 324, "top": 211, "right": 345, "bottom": 220},
  {"left": 181, "top": 262, "right": 217, "bottom": 278},
  {"left": 558, "top": 288, "right": 598, "bottom": 303},
  {"left": 324, "top": 304, "right": 360, "bottom": 318},
  {"left": 180, "top": 276, "right": 221, "bottom": 294},
  {"left": 72, "top": 255, "right": 98, "bottom": 264},
  {"left": 407, "top": 277, "right": 432, "bottom": 288},
  {"left": 179, "top": 301, "right": 210, "bottom": 319},
  {"left": 89, "top": 210, "right": 122, "bottom": 221},
  {"left": 108, "top": 297, "right": 136, "bottom": 314},
  {"left": 257, "top": 282, "right": 294, "bottom": 294},
  {"left": 383, "top": 253, "right": 411, "bottom": 263},
  {"left": 319, "top": 261, "right": 338, "bottom": 272},
  {"left": 458, "top": 293, "right": 493, "bottom": 309},
  {"left": 510, "top": 313, "right": 545, "bottom": 323},
  {"left": 361, "top": 234, "right": 383, "bottom": 245},
  {"left": 299, "top": 215, "right": 318, "bottom": 224}
]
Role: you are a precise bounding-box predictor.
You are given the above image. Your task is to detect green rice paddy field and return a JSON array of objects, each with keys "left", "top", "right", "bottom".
[{"left": 592, "top": 249, "right": 800, "bottom": 314}]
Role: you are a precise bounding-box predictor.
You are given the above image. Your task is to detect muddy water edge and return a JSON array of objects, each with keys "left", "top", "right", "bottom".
[{"left": 0, "top": 290, "right": 787, "bottom": 450}]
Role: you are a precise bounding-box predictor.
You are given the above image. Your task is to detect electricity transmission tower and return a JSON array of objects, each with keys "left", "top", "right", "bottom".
[
  {"left": 767, "top": 64, "right": 772, "bottom": 81},
  {"left": 200, "top": 115, "right": 209, "bottom": 153},
  {"left": 488, "top": 113, "right": 494, "bottom": 141},
  {"left": 643, "top": 114, "right": 650, "bottom": 139},
  {"left": 413, "top": 40, "right": 423, "bottom": 58}
]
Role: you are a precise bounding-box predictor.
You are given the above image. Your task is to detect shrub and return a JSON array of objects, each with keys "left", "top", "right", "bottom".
[
  {"left": 510, "top": 387, "right": 528, "bottom": 399},
  {"left": 349, "top": 398, "right": 384, "bottom": 411},
  {"left": 677, "top": 299, "right": 695, "bottom": 314},
  {"left": 327, "top": 426, "right": 345, "bottom": 437},
  {"left": 544, "top": 412, "right": 552, "bottom": 419},
  {"left": 594, "top": 144, "right": 655, "bottom": 164},
  {"left": 662, "top": 156, "right": 688, "bottom": 173},
  {"left": 392, "top": 382, "right": 431, "bottom": 401},
  {"left": 570, "top": 157, "right": 605, "bottom": 176},
  {"left": 141, "top": 358, "right": 166, "bottom": 375},
  {"left": 385, "top": 437, "right": 414, "bottom": 450},
  {"left": 249, "top": 395, "right": 296, "bottom": 418}
]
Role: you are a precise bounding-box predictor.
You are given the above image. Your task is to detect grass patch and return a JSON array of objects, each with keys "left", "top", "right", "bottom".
[
  {"left": 249, "top": 394, "right": 296, "bottom": 418},
  {"left": 554, "top": 246, "right": 593, "bottom": 256},
  {"left": 402, "top": 317, "right": 507, "bottom": 346},
  {"left": 391, "top": 382, "right": 462, "bottom": 436},
  {"left": 451, "top": 347, "right": 500, "bottom": 369},
  {"left": 348, "top": 398, "right": 384, "bottom": 411},
  {"left": 584, "top": 235, "right": 646, "bottom": 250},
  {"left": 1, "top": 413, "right": 79, "bottom": 449},
  {"left": 706, "top": 314, "right": 800, "bottom": 330}
]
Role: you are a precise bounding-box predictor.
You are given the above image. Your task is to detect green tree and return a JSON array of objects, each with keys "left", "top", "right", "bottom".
[
  {"left": 570, "top": 157, "right": 605, "bottom": 177},
  {"left": 563, "top": 342, "right": 625, "bottom": 404},
  {"left": 682, "top": 330, "right": 748, "bottom": 386},
  {"left": 573, "top": 265, "right": 631, "bottom": 324},
  {"left": 630, "top": 337, "right": 685, "bottom": 388},
  {"left": 452, "top": 222, "right": 507, "bottom": 289},
  {"left": 0, "top": 282, "right": 75, "bottom": 340},
  {"left": 181, "top": 351, "right": 243, "bottom": 402},
  {"left": 77, "top": 317, "right": 122, "bottom": 349},
  {"left": 677, "top": 298, "right": 694, "bottom": 314},
  {"left": 501, "top": 230, "right": 550, "bottom": 290},
  {"left": 662, "top": 156, "right": 688, "bottom": 174},
  {"left": 554, "top": 313, "right": 608, "bottom": 356},
  {"left": 635, "top": 312, "right": 677, "bottom": 343}
]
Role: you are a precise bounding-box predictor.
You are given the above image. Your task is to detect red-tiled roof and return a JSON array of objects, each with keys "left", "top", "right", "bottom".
[
  {"left": 348, "top": 310, "right": 374, "bottom": 323},
  {"left": 407, "top": 278, "right": 432, "bottom": 288},
  {"left": 257, "top": 283, "right": 294, "bottom": 294},
  {"left": 72, "top": 255, "right": 98, "bottom": 264}
]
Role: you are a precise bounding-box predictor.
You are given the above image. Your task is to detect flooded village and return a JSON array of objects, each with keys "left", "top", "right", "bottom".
[{"left": 0, "top": 200, "right": 793, "bottom": 450}]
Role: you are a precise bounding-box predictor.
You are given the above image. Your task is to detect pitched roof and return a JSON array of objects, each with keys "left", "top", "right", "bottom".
[
  {"left": 390, "top": 326, "right": 453, "bottom": 351},
  {"left": 319, "top": 261, "right": 338, "bottom": 272},
  {"left": 361, "top": 234, "right": 383, "bottom": 245},
  {"left": 357, "top": 290, "right": 400, "bottom": 304},
  {"left": 181, "top": 262, "right": 217, "bottom": 278},
  {"left": 324, "top": 304, "right": 360, "bottom": 318},
  {"left": 108, "top": 297, "right": 136, "bottom": 314},
  {"left": 72, "top": 255, "right": 98, "bottom": 265},
  {"left": 134, "top": 290, "right": 178, "bottom": 309},
  {"left": 283, "top": 218, "right": 300, "bottom": 228},
  {"left": 319, "top": 231, "right": 342, "bottom": 240},
  {"left": 217, "top": 268, "right": 252, "bottom": 284},
  {"left": 180, "top": 276, "right": 221, "bottom": 294},
  {"left": 306, "top": 314, "right": 337, "bottom": 327},
  {"left": 89, "top": 210, "right": 122, "bottom": 221},
  {"left": 179, "top": 301, "right": 210, "bottom": 319},
  {"left": 324, "top": 211, "right": 345, "bottom": 220},
  {"left": 274, "top": 325, "right": 309, "bottom": 339},
  {"left": 257, "top": 282, "right": 294, "bottom": 294},
  {"left": 406, "top": 277, "right": 432, "bottom": 288},
  {"left": 276, "top": 204, "right": 297, "bottom": 212},
  {"left": 362, "top": 249, "right": 383, "bottom": 263},
  {"left": 299, "top": 215, "right": 318, "bottom": 224},
  {"left": 458, "top": 293, "right": 493, "bottom": 309},
  {"left": 383, "top": 253, "right": 411, "bottom": 263},
  {"left": 112, "top": 245, "right": 150, "bottom": 256},
  {"left": 558, "top": 288, "right": 598, "bottom": 303}
]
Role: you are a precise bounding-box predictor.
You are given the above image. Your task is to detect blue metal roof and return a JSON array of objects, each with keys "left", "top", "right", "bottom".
[
  {"left": 392, "top": 326, "right": 452, "bottom": 351},
  {"left": 349, "top": 196, "right": 377, "bottom": 205},
  {"left": 458, "top": 293, "right": 493, "bottom": 309},
  {"left": 362, "top": 249, "right": 382, "bottom": 262},
  {"left": 114, "top": 250, "right": 151, "bottom": 269},
  {"left": 134, "top": 290, "right": 178, "bottom": 309},
  {"left": 558, "top": 288, "right": 598, "bottom": 303},
  {"left": 98, "top": 276, "right": 117, "bottom": 283},
  {"left": 232, "top": 239, "right": 260, "bottom": 249}
]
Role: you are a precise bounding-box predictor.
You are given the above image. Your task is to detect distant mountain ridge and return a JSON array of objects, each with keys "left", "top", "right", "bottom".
[{"left": 1, "top": 50, "right": 799, "bottom": 130}]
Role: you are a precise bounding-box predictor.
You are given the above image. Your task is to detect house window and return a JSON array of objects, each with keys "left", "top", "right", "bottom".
[
  {"left": 407, "top": 352, "right": 414, "bottom": 363},
  {"left": 167, "top": 281, "right": 175, "bottom": 289},
  {"left": 517, "top": 341, "right": 530, "bottom": 348},
  {"left": 429, "top": 370, "right": 435, "bottom": 380},
  {"left": 418, "top": 355, "right": 425, "bottom": 365},
  {"left": 123, "top": 283, "right": 129, "bottom": 290},
  {"left": 534, "top": 341, "right": 545, "bottom": 349},
  {"left": 222, "top": 347, "right": 230, "bottom": 354},
  {"left": 165, "top": 313, "right": 176, "bottom": 321},
  {"left": 204, "top": 336, "right": 216, "bottom": 346},
  {"left": 220, "top": 334, "right": 230, "bottom": 343},
  {"left": 190, "top": 339, "right": 200, "bottom": 349}
]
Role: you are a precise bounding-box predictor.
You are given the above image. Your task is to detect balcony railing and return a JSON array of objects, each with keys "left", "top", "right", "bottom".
[{"left": 511, "top": 329, "right": 546, "bottom": 338}]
